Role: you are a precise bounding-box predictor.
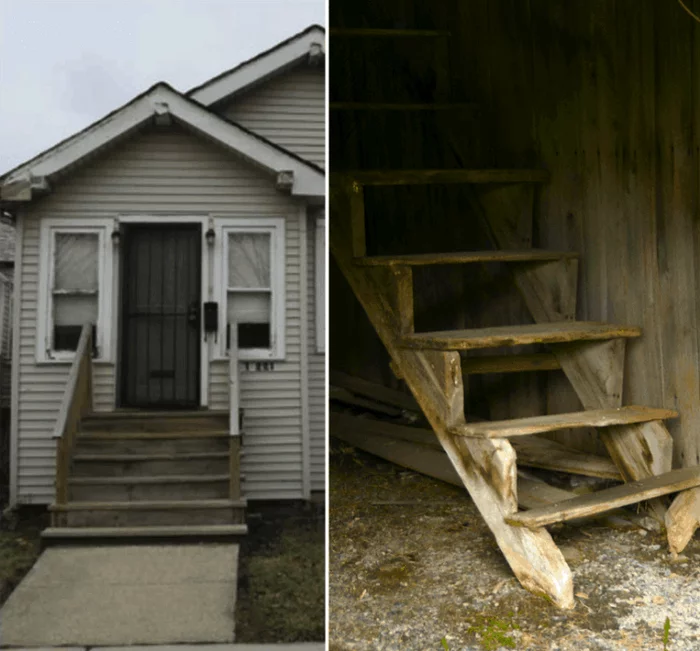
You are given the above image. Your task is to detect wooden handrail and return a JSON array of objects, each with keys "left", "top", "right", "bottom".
[
  {"left": 53, "top": 323, "right": 93, "bottom": 504},
  {"left": 228, "top": 321, "right": 241, "bottom": 500}
]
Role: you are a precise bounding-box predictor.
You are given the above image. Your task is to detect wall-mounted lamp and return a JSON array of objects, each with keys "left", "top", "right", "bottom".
[
  {"left": 205, "top": 227, "right": 216, "bottom": 247},
  {"left": 111, "top": 222, "right": 121, "bottom": 246}
]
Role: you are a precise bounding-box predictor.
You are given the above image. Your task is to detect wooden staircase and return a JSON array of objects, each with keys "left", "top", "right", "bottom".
[{"left": 45, "top": 410, "right": 247, "bottom": 542}]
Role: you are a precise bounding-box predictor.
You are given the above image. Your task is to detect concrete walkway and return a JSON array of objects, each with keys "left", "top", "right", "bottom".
[{"left": 0, "top": 545, "right": 239, "bottom": 647}]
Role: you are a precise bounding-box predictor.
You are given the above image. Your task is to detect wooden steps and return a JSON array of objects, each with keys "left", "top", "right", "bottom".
[
  {"left": 336, "top": 169, "right": 550, "bottom": 186},
  {"left": 68, "top": 474, "right": 229, "bottom": 501},
  {"left": 401, "top": 321, "right": 642, "bottom": 351},
  {"left": 41, "top": 524, "right": 248, "bottom": 542},
  {"left": 356, "top": 249, "right": 579, "bottom": 266},
  {"left": 451, "top": 406, "right": 678, "bottom": 439},
  {"left": 506, "top": 466, "right": 700, "bottom": 529}
]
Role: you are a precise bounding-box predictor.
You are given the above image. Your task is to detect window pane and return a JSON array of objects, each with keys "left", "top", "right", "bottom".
[
  {"left": 228, "top": 233, "right": 271, "bottom": 288},
  {"left": 54, "top": 294, "right": 98, "bottom": 325},
  {"left": 55, "top": 233, "right": 98, "bottom": 291},
  {"left": 227, "top": 290, "right": 270, "bottom": 324}
]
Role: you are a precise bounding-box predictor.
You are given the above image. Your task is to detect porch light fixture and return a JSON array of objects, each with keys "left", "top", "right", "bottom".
[
  {"left": 111, "top": 224, "right": 121, "bottom": 246},
  {"left": 206, "top": 227, "right": 216, "bottom": 247}
]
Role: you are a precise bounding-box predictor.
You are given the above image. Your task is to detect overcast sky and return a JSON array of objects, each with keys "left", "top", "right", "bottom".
[{"left": 0, "top": 0, "right": 325, "bottom": 173}]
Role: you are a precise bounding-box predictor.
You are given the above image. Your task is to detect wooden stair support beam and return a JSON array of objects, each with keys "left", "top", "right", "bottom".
[
  {"left": 666, "top": 488, "right": 700, "bottom": 554},
  {"left": 331, "top": 187, "right": 574, "bottom": 609},
  {"left": 467, "top": 188, "right": 675, "bottom": 501},
  {"left": 506, "top": 466, "right": 700, "bottom": 529},
  {"left": 356, "top": 250, "right": 579, "bottom": 267},
  {"left": 452, "top": 406, "right": 678, "bottom": 439},
  {"left": 401, "top": 322, "right": 642, "bottom": 351},
  {"left": 462, "top": 353, "right": 560, "bottom": 375},
  {"left": 329, "top": 370, "right": 420, "bottom": 412}
]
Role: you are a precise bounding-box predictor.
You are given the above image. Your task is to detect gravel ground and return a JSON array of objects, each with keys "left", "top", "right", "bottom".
[{"left": 329, "top": 439, "right": 700, "bottom": 651}]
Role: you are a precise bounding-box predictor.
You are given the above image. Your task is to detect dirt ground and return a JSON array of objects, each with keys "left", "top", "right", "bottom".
[{"left": 329, "top": 439, "right": 700, "bottom": 651}]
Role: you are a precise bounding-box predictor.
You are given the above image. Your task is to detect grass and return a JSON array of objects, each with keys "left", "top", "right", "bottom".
[
  {"left": 0, "top": 507, "right": 46, "bottom": 607},
  {"left": 466, "top": 614, "right": 521, "bottom": 651},
  {"left": 235, "top": 502, "right": 325, "bottom": 643}
]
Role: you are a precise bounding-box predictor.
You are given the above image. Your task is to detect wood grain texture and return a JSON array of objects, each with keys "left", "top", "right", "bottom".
[
  {"left": 356, "top": 249, "right": 579, "bottom": 266},
  {"left": 401, "top": 321, "right": 641, "bottom": 351},
  {"left": 462, "top": 353, "right": 560, "bottom": 375},
  {"left": 507, "top": 466, "right": 700, "bottom": 529},
  {"left": 340, "top": 169, "right": 550, "bottom": 186},
  {"left": 453, "top": 406, "right": 677, "bottom": 439}
]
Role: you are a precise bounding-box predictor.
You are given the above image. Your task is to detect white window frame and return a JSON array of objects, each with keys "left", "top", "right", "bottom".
[
  {"left": 215, "top": 217, "right": 286, "bottom": 361},
  {"left": 315, "top": 216, "right": 325, "bottom": 353},
  {"left": 37, "top": 218, "right": 114, "bottom": 363}
]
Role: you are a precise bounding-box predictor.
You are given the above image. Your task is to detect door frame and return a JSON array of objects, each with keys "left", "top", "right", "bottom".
[{"left": 115, "top": 215, "right": 211, "bottom": 408}]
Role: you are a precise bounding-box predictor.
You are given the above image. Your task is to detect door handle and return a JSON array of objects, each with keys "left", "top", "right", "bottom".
[{"left": 188, "top": 302, "right": 200, "bottom": 329}]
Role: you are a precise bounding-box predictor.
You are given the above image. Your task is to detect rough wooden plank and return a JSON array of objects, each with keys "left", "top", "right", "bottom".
[
  {"left": 388, "top": 266, "right": 414, "bottom": 334},
  {"left": 453, "top": 407, "right": 678, "bottom": 439},
  {"left": 342, "top": 169, "right": 550, "bottom": 186},
  {"left": 348, "top": 181, "right": 366, "bottom": 257},
  {"left": 356, "top": 249, "right": 579, "bottom": 267},
  {"left": 462, "top": 353, "right": 560, "bottom": 375},
  {"left": 329, "top": 28, "right": 451, "bottom": 37},
  {"left": 330, "top": 102, "right": 480, "bottom": 111},
  {"left": 507, "top": 466, "right": 700, "bottom": 529},
  {"left": 331, "top": 189, "right": 574, "bottom": 608},
  {"left": 401, "top": 321, "right": 641, "bottom": 351},
  {"left": 329, "top": 370, "right": 419, "bottom": 412},
  {"left": 329, "top": 386, "right": 403, "bottom": 417}
]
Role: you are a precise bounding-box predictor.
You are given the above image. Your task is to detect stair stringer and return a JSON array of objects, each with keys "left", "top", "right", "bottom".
[{"left": 331, "top": 188, "right": 575, "bottom": 608}]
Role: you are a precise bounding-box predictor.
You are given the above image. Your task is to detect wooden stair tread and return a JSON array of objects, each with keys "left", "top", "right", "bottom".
[
  {"left": 401, "top": 321, "right": 642, "bottom": 351},
  {"left": 356, "top": 249, "right": 578, "bottom": 266},
  {"left": 78, "top": 431, "right": 229, "bottom": 440},
  {"left": 49, "top": 499, "right": 246, "bottom": 511},
  {"left": 84, "top": 410, "right": 228, "bottom": 419},
  {"left": 68, "top": 474, "right": 229, "bottom": 485},
  {"left": 73, "top": 452, "right": 229, "bottom": 462},
  {"left": 506, "top": 466, "right": 700, "bottom": 528},
  {"left": 330, "top": 102, "right": 478, "bottom": 111},
  {"left": 453, "top": 406, "right": 678, "bottom": 438},
  {"left": 329, "top": 28, "right": 450, "bottom": 37},
  {"left": 337, "top": 169, "right": 550, "bottom": 186},
  {"left": 42, "top": 524, "right": 248, "bottom": 539},
  {"left": 462, "top": 353, "right": 561, "bottom": 375}
]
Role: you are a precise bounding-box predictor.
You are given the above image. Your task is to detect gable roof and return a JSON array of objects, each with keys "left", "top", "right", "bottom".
[
  {"left": 188, "top": 25, "right": 325, "bottom": 107},
  {"left": 0, "top": 83, "right": 324, "bottom": 202}
]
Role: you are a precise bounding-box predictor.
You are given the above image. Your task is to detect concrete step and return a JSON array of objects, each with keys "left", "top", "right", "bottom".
[
  {"left": 81, "top": 410, "right": 229, "bottom": 433},
  {"left": 50, "top": 499, "right": 246, "bottom": 527},
  {"left": 41, "top": 524, "right": 248, "bottom": 543},
  {"left": 68, "top": 475, "right": 229, "bottom": 501},
  {"left": 75, "top": 433, "right": 229, "bottom": 455},
  {"left": 71, "top": 452, "right": 229, "bottom": 477}
]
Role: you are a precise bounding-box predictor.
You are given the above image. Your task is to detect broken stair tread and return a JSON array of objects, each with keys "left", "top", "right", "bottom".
[
  {"left": 356, "top": 249, "right": 578, "bottom": 266},
  {"left": 41, "top": 524, "right": 248, "bottom": 539},
  {"left": 401, "top": 321, "right": 642, "bottom": 351},
  {"left": 452, "top": 406, "right": 678, "bottom": 438},
  {"left": 506, "top": 466, "right": 700, "bottom": 528},
  {"left": 49, "top": 499, "right": 246, "bottom": 511},
  {"left": 338, "top": 168, "right": 550, "bottom": 185},
  {"left": 68, "top": 474, "right": 229, "bottom": 485}
]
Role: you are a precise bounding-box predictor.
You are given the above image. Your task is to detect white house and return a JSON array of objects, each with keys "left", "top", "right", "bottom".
[{"left": 0, "top": 26, "right": 326, "bottom": 536}]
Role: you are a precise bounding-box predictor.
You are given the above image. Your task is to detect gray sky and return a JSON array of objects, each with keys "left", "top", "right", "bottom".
[{"left": 0, "top": 0, "right": 325, "bottom": 173}]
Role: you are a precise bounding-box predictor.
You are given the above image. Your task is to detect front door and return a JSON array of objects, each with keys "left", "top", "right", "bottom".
[{"left": 120, "top": 224, "right": 201, "bottom": 408}]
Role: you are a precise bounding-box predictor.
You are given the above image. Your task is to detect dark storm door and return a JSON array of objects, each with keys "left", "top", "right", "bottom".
[{"left": 120, "top": 224, "right": 201, "bottom": 407}]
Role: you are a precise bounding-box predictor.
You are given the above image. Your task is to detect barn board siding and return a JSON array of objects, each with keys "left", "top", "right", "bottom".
[
  {"left": 16, "top": 123, "right": 306, "bottom": 504},
  {"left": 218, "top": 66, "right": 325, "bottom": 168}
]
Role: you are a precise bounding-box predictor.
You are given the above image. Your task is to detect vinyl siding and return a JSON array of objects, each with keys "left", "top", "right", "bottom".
[
  {"left": 219, "top": 66, "right": 325, "bottom": 168},
  {"left": 16, "top": 123, "right": 305, "bottom": 504},
  {"left": 307, "top": 210, "right": 325, "bottom": 493}
]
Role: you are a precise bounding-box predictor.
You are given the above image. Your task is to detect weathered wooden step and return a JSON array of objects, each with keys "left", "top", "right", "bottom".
[
  {"left": 71, "top": 451, "right": 229, "bottom": 477},
  {"left": 75, "top": 433, "right": 229, "bottom": 455},
  {"left": 452, "top": 406, "right": 678, "bottom": 439},
  {"left": 41, "top": 524, "right": 248, "bottom": 542},
  {"left": 356, "top": 249, "right": 578, "bottom": 267},
  {"left": 462, "top": 353, "right": 561, "bottom": 375},
  {"left": 68, "top": 475, "right": 229, "bottom": 501},
  {"left": 401, "top": 322, "right": 642, "bottom": 351},
  {"left": 506, "top": 466, "right": 700, "bottom": 529},
  {"left": 81, "top": 410, "right": 228, "bottom": 433},
  {"left": 49, "top": 499, "right": 246, "bottom": 527},
  {"left": 339, "top": 169, "right": 550, "bottom": 186}
]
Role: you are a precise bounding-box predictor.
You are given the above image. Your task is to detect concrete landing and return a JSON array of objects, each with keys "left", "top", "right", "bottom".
[{"left": 0, "top": 544, "right": 239, "bottom": 647}]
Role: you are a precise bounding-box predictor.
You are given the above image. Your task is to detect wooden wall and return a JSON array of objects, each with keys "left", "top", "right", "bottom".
[{"left": 330, "top": 0, "right": 700, "bottom": 467}]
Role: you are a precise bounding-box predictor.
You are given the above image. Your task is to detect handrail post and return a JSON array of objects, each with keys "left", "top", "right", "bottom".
[{"left": 229, "top": 321, "right": 241, "bottom": 499}]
